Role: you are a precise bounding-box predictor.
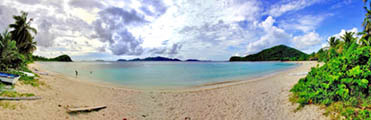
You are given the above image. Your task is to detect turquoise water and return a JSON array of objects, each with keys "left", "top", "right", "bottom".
[{"left": 37, "top": 61, "right": 297, "bottom": 88}]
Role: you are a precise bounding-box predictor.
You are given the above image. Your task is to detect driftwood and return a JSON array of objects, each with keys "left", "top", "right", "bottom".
[
  {"left": 67, "top": 105, "right": 107, "bottom": 113},
  {"left": 0, "top": 96, "right": 41, "bottom": 100}
]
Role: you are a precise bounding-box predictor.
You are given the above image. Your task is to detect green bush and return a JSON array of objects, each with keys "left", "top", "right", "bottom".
[
  {"left": 2, "top": 70, "right": 41, "bottom": 87},
  {"left": 0, "top": 30, "right": 26, "bottom": 71},
  {"left": 290, "top": 44, "right": 370, "bottom": 119}
]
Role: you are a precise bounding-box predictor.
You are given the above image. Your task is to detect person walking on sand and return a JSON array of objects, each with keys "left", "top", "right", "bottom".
[{"left": 75, "top": 70, "right": 78, "bottom": 77}]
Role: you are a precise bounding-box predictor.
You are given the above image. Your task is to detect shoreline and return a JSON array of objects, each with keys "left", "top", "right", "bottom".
[
  {"left": 190, "top": 63, "right": 300, "bottom": 90},
  {"left": 33, "top": 61, "right": 299, "bottom": 91},
  {"left": 0, "top": 61, "right": 328, "bottom": 120}
]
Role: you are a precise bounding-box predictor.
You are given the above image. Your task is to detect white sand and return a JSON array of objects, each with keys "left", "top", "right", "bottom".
[{"left": 0, "top": 61, "right": 328, "bottom": 120}]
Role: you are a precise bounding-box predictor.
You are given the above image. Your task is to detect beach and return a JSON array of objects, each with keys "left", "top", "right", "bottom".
[{"left": 0, "top": 61, "right": 328, "bottom": 120}]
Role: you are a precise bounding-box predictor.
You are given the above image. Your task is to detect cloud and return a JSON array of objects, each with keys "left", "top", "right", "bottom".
[
  {"left": 92, "top": 7, "right": 147, "bottom": 55},
  {"left": 179, "top": 20, "right": 234, "bottom": 46},
  {"left": 168, "top": 43, "right": 182, "bottom": 55},
  {"left": 137, "top": 0, "right": 262, "bottom": 59},
  {"left": 0, "top": 5, "right": 18, "bottom": 32},
  {"left": 267, "top": 0, "right": 321, "bottom": 17},
  {"left": 279, "top": 15, "right": 327, "bottom": 32},
  {"left": 34, "top": 19, "right": 56, "bottom": 47},
  {"left": 16, "top": 0, "right": 41, "bottom": 5},
  {"left": 246, "top": 16, "right": 291, "bottom": 54},
  {"left": 0, "top": 0, "right": 333, "bottom": 60},
  {"left": 319, "top": 28, "right": 359, "bottom": 48},
  {"left": 68, "top": 0, "right": 103, "bottom": 9},
  {"left": 331, "top": 0, "right": 353, "bottom": 9},
  {"left": 148, "top": 43, "right": 182, "bottom": 55},
  {"left": 138, "top": 0, "right": 167, "bottom": 18},
  {"left": 330, "top": 27, "right": 358, "bottom": 39},
  {"left": 292, "top": 32, "right": 322, "bottom": 50}
]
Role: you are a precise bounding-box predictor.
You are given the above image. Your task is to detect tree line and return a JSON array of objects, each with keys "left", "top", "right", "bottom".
[
  {"left": 290, "top": 0, "right": 371, "bottom": 119},
  {"left": 0, "top": 11, "right": 37, "bottom": 71}
]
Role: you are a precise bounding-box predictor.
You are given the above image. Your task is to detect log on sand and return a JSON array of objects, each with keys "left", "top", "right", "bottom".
[
  {"left": 67, "top": 105, "right": 107, "bottom": 113},
  {"left": 0, "top": 96, "right": 41, "bottom": 100}
]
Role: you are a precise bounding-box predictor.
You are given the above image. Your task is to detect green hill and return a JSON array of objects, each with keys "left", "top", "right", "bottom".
[
  {"left": 32, "top": 54, "right": 73, "bottom": 62},
  {"left": 230, "top": 45, "right": 309, "bottom": 61}
]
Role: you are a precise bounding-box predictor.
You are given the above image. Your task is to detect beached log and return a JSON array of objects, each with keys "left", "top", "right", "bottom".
[
  {"left": 0, "top": 96, "right": 41, "bottom": 100},
  {"left": 67, "top": 105, "right": 107, "bottom": 113}
]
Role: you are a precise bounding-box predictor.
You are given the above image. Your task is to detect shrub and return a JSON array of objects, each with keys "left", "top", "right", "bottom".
[
  {"left": 0, "top": 30, "right": 26, "bottom": 71},
  {"left": 290, "top": 44, "right": 370, "bottom": 119}
]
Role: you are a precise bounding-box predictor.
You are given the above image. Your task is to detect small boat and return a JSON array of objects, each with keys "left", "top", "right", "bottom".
[{"left": 0, "top": 72, "right": 20, "bottom": 84}]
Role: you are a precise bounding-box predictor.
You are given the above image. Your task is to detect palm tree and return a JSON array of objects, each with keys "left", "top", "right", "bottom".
[
  {"left": 361, "top": 0, "right": 371, "bottom": 46},
  {"left": 0, "top": 30, "right": 24, "bottom": 70},
  {"left": 340, "top": 32, "right": 356, "bottom": 46},
  {"left": 9, "top": 11, "right": 37, "bottom": 55},
  {"left": 328, "top": 36, "right": 340, "bottom": 48}
]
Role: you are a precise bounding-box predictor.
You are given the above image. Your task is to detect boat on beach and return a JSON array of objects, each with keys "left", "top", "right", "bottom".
[{"left": 0, "top": 72, "right": 20, "bottom": 84}]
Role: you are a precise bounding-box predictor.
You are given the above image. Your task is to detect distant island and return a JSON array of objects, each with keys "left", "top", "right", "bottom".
[
  {"left": 230, "top": 45, "right": 309, "bottom": 61},
  {"left": 185, "top": 59, "right": 200, "bottom": 62},
  {"left": 117, "top": 59, "right": 127, "bottom": 61},
  {"left": 32, "top": 54, "right": 73, "bottom": 62},
  {"left": 117, "top": 56, "right": 181, "bottom": 62},
  {"left": 117, "top": 57, "right": 207, "bottom": 62}
]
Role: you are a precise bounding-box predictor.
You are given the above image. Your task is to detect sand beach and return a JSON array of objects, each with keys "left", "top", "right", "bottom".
[{"left": 0, "top": 61, "right": 328, "bottom": 120}]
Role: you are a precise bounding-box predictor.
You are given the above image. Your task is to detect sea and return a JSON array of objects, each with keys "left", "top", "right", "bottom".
[{"left": 37, "top": 61, "right": 297, "bottom": 89}]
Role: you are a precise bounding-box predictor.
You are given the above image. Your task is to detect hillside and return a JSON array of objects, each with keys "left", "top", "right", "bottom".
[
  {"left": 230, "top": 45, "right": 309, "bottom": 61},
  {"left": 33, "top": 54, "right": 73, "bottom": 62},
  {"left": 128, "top": 56, "right": 181, "bottom": 61}
]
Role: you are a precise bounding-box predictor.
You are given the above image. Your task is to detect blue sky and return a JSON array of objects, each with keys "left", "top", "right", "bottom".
[{"left": 0, "top": 0, "right": 367, "bottom": 61}]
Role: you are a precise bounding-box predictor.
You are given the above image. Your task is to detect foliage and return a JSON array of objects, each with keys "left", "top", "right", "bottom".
[
  {"left": 290, "top": 43, "right": 371, "bottom": 119},
  {"left": 9, "top": 11, "right": 37, "bottom": 55},
  {"left": 361, "top": 0, "right": 371, "bottom": 46},
  {"left": 32, "top": 55, "right": 49, "bottom": 61},
  {"left": 315, "top": 48, "right": 329, "bottom": 62},
  {"left": 51, "top": 54, "right": 73, "bottom": 62},
  {"left": 329, "top": 37, "right": 340, "bottom": 48},
  {"left": 0, "top": 91, "right": 35, "bottom": 97},
  {"left": 0, "top": 11, "right": 38, "bottom": 71},
  {"left": 290, "top": 4, "right": 371, "bottom": 117},
  {"left": 0, "top": 101, "right": 17, "bottom": 110},
  {"left": 315, "top": 31, "right": 358, "bottom": 63},
  {"left": 0, "top": 30, "right": 25, "bottom": 71},
  {"left": 229, "top": 45, "right": 309, "bottom": 61},
  {"left": 341, "top": 32, "right": 357, "bottom": 48},
  {"left": 128, "top": 56, "right": 181, "bottom": 61},
  {"left": 32, "top": 54, "right": 73, "bottom": 62},
  {"left": 4, "top": 70, "right": 42, "bottom": 87}
]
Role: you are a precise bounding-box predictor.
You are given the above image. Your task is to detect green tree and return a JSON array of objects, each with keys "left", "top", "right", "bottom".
[
  {"left": 328, "top": 36, "right": 340, "bottom": 48},
  {"left": 360, "top": 0, "right": 371, "bottom": 46},
  {"left": 340, "top": 32, "right": 356, "bottom": 47},
  {"left": 9, "top": 11, "right": 37, "bottom": 55},
  {"left": 0, "top": 30, "right": 25, "bottom": 70}
]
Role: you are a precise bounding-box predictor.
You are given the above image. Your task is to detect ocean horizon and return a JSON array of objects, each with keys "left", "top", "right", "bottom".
[{"left": 37, "top": 61, "right": 297, "bottom": 89}]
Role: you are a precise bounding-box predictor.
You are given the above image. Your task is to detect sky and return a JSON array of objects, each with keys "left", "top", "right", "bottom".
[{"left": 0, "top": 0, "right": 366, "bottom": 61}]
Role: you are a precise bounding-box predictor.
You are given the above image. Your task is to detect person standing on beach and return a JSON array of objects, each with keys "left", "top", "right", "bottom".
[{"left": 75, "top": 70, "right": 78, "bottom": 77}]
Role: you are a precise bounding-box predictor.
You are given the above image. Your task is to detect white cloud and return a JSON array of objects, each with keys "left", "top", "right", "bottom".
[
  {"left": 267, "top": 0, "right": 321, "bottom": 17},
  {"left": 314, "top": 28, "right": 359, "bottom": 52},
  {"left": 246, "top": 16, "right": 291, "bottom": 54},
  {"left": 318, "top": 27, "right": 359, "bottom": 49},
  {"left": 292, "top": 32, "right": 322, "bottom": 49},
  {"left": 279, "top": 15, "right": 327, "bottom": 32},
  {"left": 330, "top": 27, "right": 358, "bottom": 39},
  {"left": 0, "top": 0, "right": 330, "bottom": 60},
  {"left": 136, "top": 0, "right": 262, "bottom": 59}
]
